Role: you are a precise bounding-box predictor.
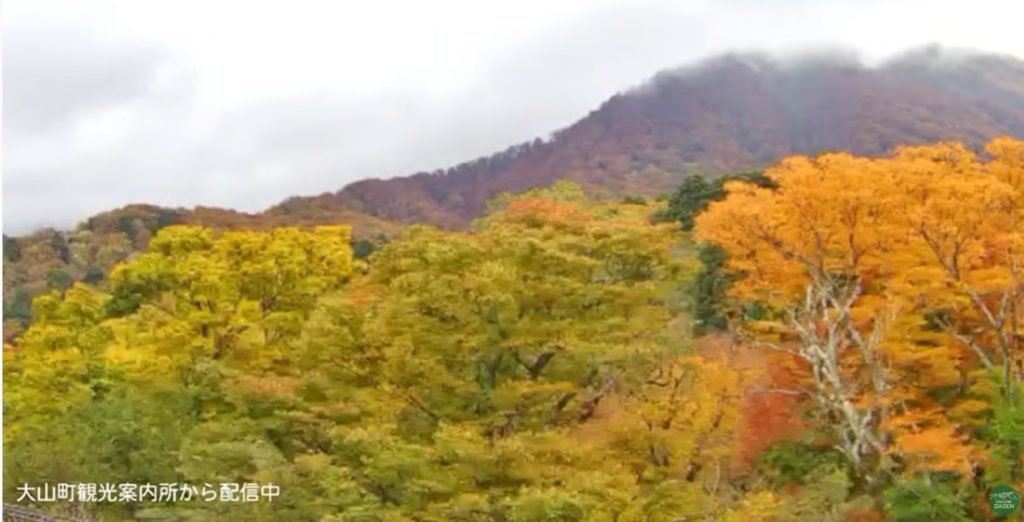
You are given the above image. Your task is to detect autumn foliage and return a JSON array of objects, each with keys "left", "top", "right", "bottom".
[
  {"left": 5, "top": 138, "right": 1024, "bottom": 520},
  {"left": 4, "top": 183, "right": 786, "bottom": 520},
  {"left": 696, "top": 137, "right": 1024, "bottom": 517}
]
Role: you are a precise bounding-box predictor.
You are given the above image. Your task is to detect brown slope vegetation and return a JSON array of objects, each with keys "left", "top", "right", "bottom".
[{"left": 270, "top": 48, "right": 1024, "bottom": 228}]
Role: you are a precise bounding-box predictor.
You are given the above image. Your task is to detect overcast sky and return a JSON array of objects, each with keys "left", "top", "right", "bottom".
[{"left": 4, "top": 0, "right": 1024, "bottom": 234}]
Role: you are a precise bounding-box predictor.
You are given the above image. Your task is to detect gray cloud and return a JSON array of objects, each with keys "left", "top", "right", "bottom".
[
  {"left": 4, "top": 0, "right": 1024, "bottom": 234},
  {"left": 3, "top": 16, "right": 167, "bottom": 134}
]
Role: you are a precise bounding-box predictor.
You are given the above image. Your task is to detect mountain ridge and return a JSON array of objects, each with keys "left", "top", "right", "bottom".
[
  {"left": 12, "top": 46, "right": 1024, "bottom": 238},
  {"left": 6, "top": 47, "right": 1024, "bottom": 340},
  {"left": 265, "top": 46, "right": 1024, "bottom": 229}
]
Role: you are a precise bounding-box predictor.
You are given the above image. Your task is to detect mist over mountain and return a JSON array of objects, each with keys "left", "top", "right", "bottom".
[
  {"left": 263, "top": 47, "right": 1024, "bottom": 229},
  {"left": 7, "top": 47, "right": 1024, "bottom": 238}
]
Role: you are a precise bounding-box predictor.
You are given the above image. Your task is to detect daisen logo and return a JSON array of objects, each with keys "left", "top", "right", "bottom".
[{"left": 989, "top": 485, "right": 1020, "bottom": 516}]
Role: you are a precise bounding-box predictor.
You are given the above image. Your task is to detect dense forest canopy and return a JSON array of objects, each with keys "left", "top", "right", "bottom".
[{"left": 5, "top": 137, "right": 1024, "bottom": 520}]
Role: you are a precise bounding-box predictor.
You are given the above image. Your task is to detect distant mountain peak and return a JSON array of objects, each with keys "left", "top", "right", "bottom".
[
  {"left": 24, "top": 48, "right": 1024, "bottom": 239},
  {"left": 263, "top": 48, "right": 1024, "bottom": 230}
]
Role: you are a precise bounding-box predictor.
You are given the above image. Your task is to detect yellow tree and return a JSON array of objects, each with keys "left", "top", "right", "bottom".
[
  {"left": 288, "top": 182, "right": 763, "bottom": 519},
  {"left": 104, "top": 225, "right": 353, "bottom": 369}
]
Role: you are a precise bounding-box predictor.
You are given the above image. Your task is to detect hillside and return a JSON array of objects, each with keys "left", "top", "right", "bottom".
[
  {"left": 6, "top": 48, "right": 1024, "bottom": 341},
  {"left": 2, "top": 204, "right": 400, "bottom": 340},
  {"left": 9, "top": 138, "right": 1024, "bottom": 519},
  {"left": 269, "top": 47, "right": 1024, "bottom": 227}
]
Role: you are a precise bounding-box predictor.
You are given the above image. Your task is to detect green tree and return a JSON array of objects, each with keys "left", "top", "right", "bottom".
[
  {"left": 45, "top": 269, "right": 73, "bottom": 292},
  {"left": 3, "top": 234, "right": 22, "bottom": 262},
  {"left": 667, "top": 175, "right": 715, "bottom": 231}
]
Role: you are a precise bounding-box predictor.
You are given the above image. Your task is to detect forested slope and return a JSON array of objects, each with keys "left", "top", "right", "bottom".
[
  {"left": 6, "top": 138, "right": 1024, "bottom": 520},
  {"left": 8, "top": 48, "right": 1024, "bottom": 341},
  {"left": 286, "top": 48, "right": 1024, "bottom": 227}
]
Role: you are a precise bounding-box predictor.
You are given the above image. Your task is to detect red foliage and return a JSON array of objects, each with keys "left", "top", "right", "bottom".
[{"left": 735, "top": 351, "right": 807, "bottom": 470}]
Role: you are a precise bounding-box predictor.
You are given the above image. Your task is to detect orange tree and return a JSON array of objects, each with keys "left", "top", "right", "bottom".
[{"left": 695, "top": 138, "right": 1024, "bottom": 498}]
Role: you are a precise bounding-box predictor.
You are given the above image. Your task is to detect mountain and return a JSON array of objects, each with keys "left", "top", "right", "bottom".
[
  {"left": 267, "top": 47, "right": 1024, "bottom": 228},
  {"left": 6, "top": 47, "right": 1024, "bottom": 341}
]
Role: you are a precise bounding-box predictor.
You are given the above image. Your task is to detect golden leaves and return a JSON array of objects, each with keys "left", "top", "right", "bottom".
[
  {"left": 890, "top": 424, "right": 975, "bottom": 475},
  {"left": 695, "top": 137, "right": 1024, "bottom": 482}
]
